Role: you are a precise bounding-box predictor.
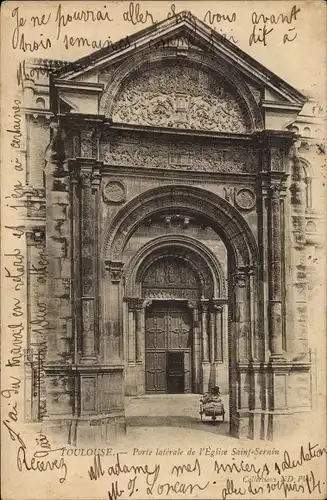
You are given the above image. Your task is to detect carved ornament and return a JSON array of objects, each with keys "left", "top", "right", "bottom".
[
  {"left": 103, "top": 136, "right": 258, "bottom": 173},
  {"left": 111, "top": 64, "right": 248, "bottom": 133},
  {"left": 103, "top": 180, "right": 126, "bottom": 204},
  {"left": 105, "top": 261, "right": 124, "bottom": 283},
  {"left": 234, "top": 188, "right": 256, "bottom": 211}
]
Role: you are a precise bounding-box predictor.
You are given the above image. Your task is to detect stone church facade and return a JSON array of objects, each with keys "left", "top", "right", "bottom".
[{"left": 21, "top": 13, "right": 325, "bottom": 444}]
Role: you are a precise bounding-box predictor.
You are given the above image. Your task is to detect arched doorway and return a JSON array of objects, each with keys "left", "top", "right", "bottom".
[
  {"left": 103, "top": 185, "right": 258, "bottom": 437},
  {"left": 122, "top": 236, "right": 228, "bottom": 396},
  {"left": 142, "top": 256, "right": 200, "bottom": 394}
]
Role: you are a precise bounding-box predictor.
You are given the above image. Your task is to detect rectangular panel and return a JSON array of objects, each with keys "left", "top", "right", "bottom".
[
  {"left": 155, "top": 311, "right": 166, "bottom": 349},
  {"left": 168, "top": 308, "right": 191, "bottom": 349},
  {"left": 81, "top": 376, "right": 96, "bottom": 413},
  {"left": 169, "top": 309, "right": 180, "bottom": 349},
  {"left": 145, "top": 312, "right": 156, "bottom": 349},
  {"left": 101, "top": 372, "right": 123, "bottom": 411},
  {"left": 145, "top": 311, "right": 166, "bottom": 349},
  {"left": 273, "top": 374, "right": 287, "bottom": 409},
  {"left": 145, "top": 351, "right": 166, "bottom": 393}
]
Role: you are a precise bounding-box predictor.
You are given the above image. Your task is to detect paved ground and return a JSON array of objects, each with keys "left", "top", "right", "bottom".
[{"left": 123, "top": 394, "right": 236, "bottom": 447}]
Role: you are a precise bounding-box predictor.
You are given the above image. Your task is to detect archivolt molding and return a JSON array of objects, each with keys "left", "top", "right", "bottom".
[
  {"left": 124, "top": 235, "right": 226, "bottom": 299},
  {"left": 99, "top": 49, "right": 263, "bottom": 132},
  {"left": 102, "top": 185, "right": 258, "bottom": 269}
]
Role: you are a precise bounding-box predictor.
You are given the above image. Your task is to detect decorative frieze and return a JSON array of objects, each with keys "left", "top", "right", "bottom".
[{"left": 102, "top": 136, "right": 258, "bottom": 173}]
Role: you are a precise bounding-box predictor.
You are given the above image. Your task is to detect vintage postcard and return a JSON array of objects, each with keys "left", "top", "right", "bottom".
[{"left": 1, "top": 1, "right": 326, "bottom": 499}]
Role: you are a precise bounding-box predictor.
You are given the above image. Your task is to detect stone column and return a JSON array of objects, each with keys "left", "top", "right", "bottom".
[
  {"left": 290, "top": 147, "right": 309, "bottom": 358},
  {"left": 127, "top": 300, "right": 136, "bottom": 364},
  {"left": 127, "top": 298, "right": 144, "bottom": 363},
  {"left": 200, "top": 299, "right": 209, "bottom": 362},
  {"left": 70, "top": 164, "right": 81, "bottom": 361},
  {"left": 233, "top": 268, "right": 252, "bottom": 362},
  {"left": 186, "top": 301, "right": 197, "bottom": 391},
  {"left": 135, "top": 301, "right": 143, "bottom": 363},
  {"left": 106, "top": 261, "right": 124, "bottom": 361},
  {"left": 268, "top": 183, "right": 286, "bottom": 360},
  {"left": 212, "top": 301, "right": 223, "bottom": 362},
  {"left": 80, "top": 168, "right": 97, "bottom": 362}
]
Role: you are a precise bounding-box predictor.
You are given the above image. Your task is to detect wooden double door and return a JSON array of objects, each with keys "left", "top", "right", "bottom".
[{"left": 145, "top": 301, "right": 193, "bottom": 393}]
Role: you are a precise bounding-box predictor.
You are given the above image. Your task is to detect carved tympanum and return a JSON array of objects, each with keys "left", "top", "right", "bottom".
[
  {"left": 142, "top": 256, "right": 200, "bottom": 299},
  {"left": 111, "top": 64, "right": 248, "bottom": 133}
]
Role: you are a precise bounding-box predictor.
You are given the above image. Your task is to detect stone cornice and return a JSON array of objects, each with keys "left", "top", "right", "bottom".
[
  {"left": 261, "top": 100, "right": 304, "bottom": 112},
  {"left": 54, "top": 79, "right": 104, "bottom": 93}
]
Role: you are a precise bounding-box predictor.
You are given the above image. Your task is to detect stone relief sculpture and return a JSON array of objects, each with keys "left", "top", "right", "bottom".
[
  {"left": 102, "top": 134, "right": 258, "bottom": 173},
  {"left": 111, "top": 64, "right": 248, "bottom": 133}
]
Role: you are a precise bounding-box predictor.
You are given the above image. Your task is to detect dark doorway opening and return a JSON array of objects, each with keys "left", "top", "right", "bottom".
[{"left": 167, "top": 351, "right": 184, "bottom": 393}]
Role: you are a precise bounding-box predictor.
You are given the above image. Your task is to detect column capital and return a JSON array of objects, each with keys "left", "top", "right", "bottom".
[
  {"left": 233, "top": 266, "right": 254, "bottom": 288},
  {"left": 105, "top": 261, "right": 124, "bottom": 284},
  {"left": 212, "top": 299, "right": 223, "bottom": 312},
  {"left": 200, "top": 299, "right": 210, "bottom": 312},
  {"left": 26, "top": 227, "right": 46, "bottom": 246},
  {"left": 80, "top": 168, "right": 93, "bottom": 188},
  {"left": 124, "top": 297, "right": 144, "bottom": 311},
  {"left": 269, "top": 182, "right": 287, "bottom": 199}
]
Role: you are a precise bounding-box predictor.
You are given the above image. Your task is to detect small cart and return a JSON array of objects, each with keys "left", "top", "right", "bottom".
[{"left": 199, "top": 401, "right": 225, "bottom": 424}]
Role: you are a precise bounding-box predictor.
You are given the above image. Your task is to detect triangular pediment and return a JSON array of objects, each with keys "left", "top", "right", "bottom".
[{"left": 54, "top": 12, "right": 306, "bottom": 107}]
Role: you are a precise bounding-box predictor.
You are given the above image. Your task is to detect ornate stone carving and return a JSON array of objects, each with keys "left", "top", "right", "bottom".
[
  {"left": 233, "top": 267, "right": 253, "bottom": 288},
  {"left": 106, "top": 261, "right": 124, "bottom": 283},
  {"left": 269, "top": 182, "right": 287, "bottom": 199},
  {"left": 107, "top": 186, "right": 258, "bottom": 271},
  {"left": 126, "top": 297, "right": 143, "bottom": 311},
  {"left": 103, "top": 180, "right": 126, "bottom": 204},
  {"left": 111, "top": 64, "right": 247, "bottom": 133},
  {"left": 142, "top": 257, "right": 200, "bottom": 300},
  {"left": 103, "top": 134, "right": 258, "bottom": 173},
  {"left": 223, "top": 186, "right": 234, "bottom": 202},
  {"left": 200, "top": 299, "right": 210, "bottom": 312},
  {"left": 271, "top": 147, "right": 285, "bottom": 172},
  {"left": 80, "top": 170, "right": 92, "bottom": 188},
  {"left": 234, "top": 188, "right": 256, "bottom": 211},
  {"left": 80, "top": 130, "right": 97, "bottom": 158},
  {"left": 212, "top": 299, "right": 223, "bottom": 312},
  {"left": 143, "top": 288, "right": 198, "bottom": 300}
]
